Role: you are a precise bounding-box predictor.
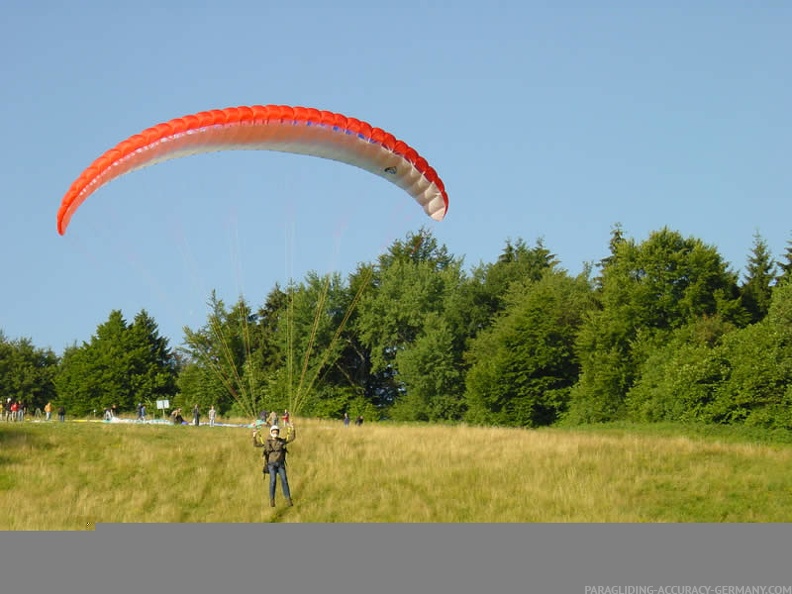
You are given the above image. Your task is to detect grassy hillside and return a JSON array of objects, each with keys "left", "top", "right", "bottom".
[{"left": 2, "top": 418, "right": 791, "bottom": 529}]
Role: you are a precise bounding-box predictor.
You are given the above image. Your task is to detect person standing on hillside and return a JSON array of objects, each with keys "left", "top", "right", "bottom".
[{"left": 253, "top": 424, "right": 296, "bottom": 508}]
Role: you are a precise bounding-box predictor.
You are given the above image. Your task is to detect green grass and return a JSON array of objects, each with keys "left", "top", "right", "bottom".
[{"left": 2, "top": 418, "right": 792, "bottom": 529}]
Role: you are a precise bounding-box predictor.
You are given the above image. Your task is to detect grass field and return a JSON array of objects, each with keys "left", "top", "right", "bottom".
[{"left": 1, "top": 417, "right": 791, "bottom": 529}]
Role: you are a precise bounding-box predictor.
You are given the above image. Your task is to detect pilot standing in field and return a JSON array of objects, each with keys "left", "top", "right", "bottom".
[{"left": 253, "top": 423, "right": 296, "bottom": 507}]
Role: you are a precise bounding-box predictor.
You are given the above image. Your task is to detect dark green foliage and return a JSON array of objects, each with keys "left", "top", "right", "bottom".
[
  {"left": 0, "top": 333, "right": 58, "bottom": 411},
  {"left": 445, "top": 238, "right": 558, "bottom": 347},
  {"left": 175, "top": 360, "right": 231, "bottom": 416},
  {"left": 375, "top": 225, "right": 455, "bottom": 271},
  {"left": 356, "top": 229, "right": 466, "bottom": 410},
  {"left": 740, "top": 232, "right": 776, "bottom": 324},
  {"left": 179, "top": 292, "right": 273, "bottom": 416},
  {"left": 275, "top": 272, "right": 360, "bottom": 415},
  {"left": 566, "top": 227, "right": 746, "bottom": 424},
  {"left": 390, "top": 312, "right": 464, "bottom": 422},
  {"left": 8, "top": 224, "right": 792, "bottom": 434},
  {"left": 127, "top": 311, "right": 179, "bottom": 404},
  {"left": 702, "top": 280, "right": 792, "bottom": 429},
  {"left": 776, "top": 234, "right": 792, "bottom": 285},
  {"left": 625, "top": 316, "right": 735, "bottom": 423},
  {"left": 54, "top": 310, "right": 178, "bottom": 416},
  {"left": 626, "top": 281, "right": 792, "bottom": 430},
  {"left": 464, "top": 270, "right": 594, "bottom": 427},
  {"left": 178, "top": 271, "right": 373, "bottom": 419}
]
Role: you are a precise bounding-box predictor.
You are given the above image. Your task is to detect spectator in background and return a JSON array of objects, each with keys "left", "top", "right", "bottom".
[
  {"left": 171, "top": 408, "right": 185, "bottom": 425},
  {"left": 208, "top": 405, "right": 217, "bottom": 427}
]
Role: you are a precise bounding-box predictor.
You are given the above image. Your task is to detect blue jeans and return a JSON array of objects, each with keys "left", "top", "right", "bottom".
[{"left": 268, "top": 462, "right": 291, "bottom": 500}]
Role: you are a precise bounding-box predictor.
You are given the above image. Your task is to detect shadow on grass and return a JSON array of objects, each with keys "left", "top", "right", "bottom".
[
  {"left": 0, "top": 427, "right": 43, "bottom": 490},
  {"left": 549, "top": 421, "right": 792, "bottom": 445},
  {"left": 0, "top": 426, "right": 40, "bottom": 447}
]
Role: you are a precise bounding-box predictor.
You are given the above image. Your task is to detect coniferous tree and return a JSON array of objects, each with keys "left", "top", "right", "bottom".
[
  {"left": 775, "top": 233, "right": 792, "bottom": 285},
  {"left": 740, "top": 232, "right": 776, "bottom": 324},
  {"left": 452, "top": 238, "right": 558, "bottom": 336},
  {"left": 55, "top": 309, "right": 177, "bottom": 416},
  {"left": 180, "top": 293, "right": 262, "bottom": 416}
]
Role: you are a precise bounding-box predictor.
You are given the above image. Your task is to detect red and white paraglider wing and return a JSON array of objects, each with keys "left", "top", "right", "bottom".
[{"left": 56, "top": 105, "right": 449, "bottom": 235}]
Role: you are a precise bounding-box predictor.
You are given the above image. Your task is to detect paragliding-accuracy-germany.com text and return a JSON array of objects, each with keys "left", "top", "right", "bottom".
[{"left": 584, "top": 587, "right": 792, "bottom": 594}]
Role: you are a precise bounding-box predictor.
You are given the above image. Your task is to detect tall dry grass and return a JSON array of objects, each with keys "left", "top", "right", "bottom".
[{"left": 2, "top": 417, "right": 791, "bottom": 529}]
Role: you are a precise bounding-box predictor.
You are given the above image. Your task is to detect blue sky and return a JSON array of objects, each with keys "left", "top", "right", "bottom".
[{"left": 2, "top": 0, "right": 791, "bottom": 354}]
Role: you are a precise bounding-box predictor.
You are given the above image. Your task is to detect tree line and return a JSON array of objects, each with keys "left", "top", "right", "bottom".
[{"left": 4, "top": 224, "right": 792, "bottom": 430}]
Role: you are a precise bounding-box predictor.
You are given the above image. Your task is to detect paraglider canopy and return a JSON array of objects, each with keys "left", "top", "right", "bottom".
[{"left": 56, "top": 104, "right": 449, "bottom": 235}]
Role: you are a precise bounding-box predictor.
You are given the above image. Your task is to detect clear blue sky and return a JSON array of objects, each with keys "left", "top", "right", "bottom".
[{"left": 2, "top": 0, "right": 791, "bottom": 354}]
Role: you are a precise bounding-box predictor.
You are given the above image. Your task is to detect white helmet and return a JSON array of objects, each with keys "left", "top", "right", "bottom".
[{"left": 270, "top": 425, "right": 280, "bottom": 433}]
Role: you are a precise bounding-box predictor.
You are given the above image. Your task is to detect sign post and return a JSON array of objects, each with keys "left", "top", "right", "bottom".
[{"left": 156, "top": 399, "right": 170, "bottom": 421}]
